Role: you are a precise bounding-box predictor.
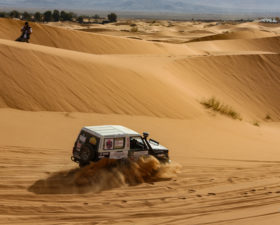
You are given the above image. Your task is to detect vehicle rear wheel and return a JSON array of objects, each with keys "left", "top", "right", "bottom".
[{"left": 79, "top": 144, "right": 96, "bottom": 167}]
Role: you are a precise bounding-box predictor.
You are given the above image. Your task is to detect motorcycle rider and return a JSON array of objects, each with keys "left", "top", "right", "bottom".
[{"left": 20, "top": 22, "right": 32, "bottom": 42}]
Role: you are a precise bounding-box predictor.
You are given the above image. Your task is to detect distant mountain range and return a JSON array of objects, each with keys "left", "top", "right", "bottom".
[{"left": 0, "top": 0, "right": 280, "bottom": 13}]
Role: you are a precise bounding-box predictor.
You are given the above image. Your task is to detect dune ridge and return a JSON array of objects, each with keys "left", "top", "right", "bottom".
[
  {"left": 188, "top": 29, "right": 277, "bottom": 42},
  {"left": 186, "top": 36, "right": 280, "bottom": 54}
]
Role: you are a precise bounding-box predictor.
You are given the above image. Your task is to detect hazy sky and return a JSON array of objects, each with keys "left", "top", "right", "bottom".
[{"left": 0, "top": 0, "right": 280, "bottom": 13}]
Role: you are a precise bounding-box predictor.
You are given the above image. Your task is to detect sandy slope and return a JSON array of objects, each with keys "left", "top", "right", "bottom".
[
  {"left": 0, "top": 109, "right": 280, "bottom": 225},
  {"left": 0, "top": 38, "right": 279, "bottom": 120},
  {"left": 188, "top": 30, "right": 276, "bottom": 42},
  {"left": 0, "top": 18, "right": 280, "bottom": 225},
  {"left": 0, "top": 39, "right": 201, "bottom": 118},
  {"left": 186, "top": 36, "right": 280, "bottom": 54}
]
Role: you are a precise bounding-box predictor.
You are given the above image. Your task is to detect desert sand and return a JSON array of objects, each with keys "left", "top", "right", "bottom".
[{"left": 0, "top": 18, "right": 280, "bottom": 224}]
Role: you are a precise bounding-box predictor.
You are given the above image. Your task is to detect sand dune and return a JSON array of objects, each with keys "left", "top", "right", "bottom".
[
  {"left": 0, "top": 39, "right": 201, "bottom": 118},
  {"left": 188, "top": 29, "right": 276, "bottom": 42},
  {"left": 1, "top": 36, "right": 279, "bottom": 120},
  {"left": 0, "top": 18, "right": 197, "bottom": 55},
  {"left": 48, "top": 20, "right": 280, "bottom": 45},
  {"left": 171, "top": 53, "right": 280, "bottom": 120},
  {"left": 0, "top": 18, "right": 280, "bottom": 225},
  {"left": 186, "top": 36, "right": 280, "bottom": 54}
]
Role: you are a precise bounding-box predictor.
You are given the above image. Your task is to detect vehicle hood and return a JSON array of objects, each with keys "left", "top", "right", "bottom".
[{"left": 149, "top": 141, "right": 169, "bottom": 151}]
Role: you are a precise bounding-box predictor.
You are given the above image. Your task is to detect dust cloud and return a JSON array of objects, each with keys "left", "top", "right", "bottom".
[{"left": 28, "top": 156, "right": 181, "bottom": 194}]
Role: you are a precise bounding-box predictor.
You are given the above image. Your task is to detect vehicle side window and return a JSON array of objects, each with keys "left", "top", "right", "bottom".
[
  {"left": 103, "top": 138, "right": 125, "bottom": 150},
  {"left": 78, "top": 131, "right": 87, "bottom": 143},
  {"left": 114, "top": 138, "right": 125, "bottom": 149},
  {"left": 130, "top": 137, "right": 145, "bottom": 150},
  {"left": 104, "top": 138, "right": 114, "bottom": 150}
]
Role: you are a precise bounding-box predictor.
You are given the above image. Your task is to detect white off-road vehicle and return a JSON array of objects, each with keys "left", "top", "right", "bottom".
[{"left": 71, "top": 125, "right": 169, "bottom": 167}]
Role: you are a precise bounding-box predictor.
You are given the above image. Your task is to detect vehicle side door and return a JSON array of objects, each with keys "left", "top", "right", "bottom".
[{"left": 129, "top": 136, "right": 148, "bottom": 160}]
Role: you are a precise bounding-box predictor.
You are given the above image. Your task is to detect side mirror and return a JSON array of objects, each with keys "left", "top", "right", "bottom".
[{"left": 143, "top": 132, "right": 149, "bottom": 139}]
